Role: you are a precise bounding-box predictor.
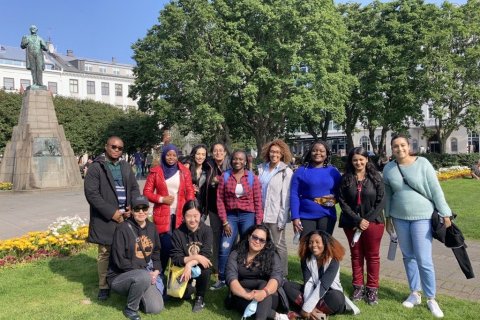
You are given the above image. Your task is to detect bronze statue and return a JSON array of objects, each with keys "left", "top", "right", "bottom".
[{"left": 21, "top": 25, "right": 48, "bottom": 88}]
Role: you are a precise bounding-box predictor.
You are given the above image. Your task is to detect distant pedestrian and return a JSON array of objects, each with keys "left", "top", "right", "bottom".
[
  {"left": 84, "top": 136, "right": 140, "bottom": 301},
  {"left": 145, "top": 153, "right": 153, "bottom": 174},
  {"left": 134, "top": 148, "right": 144, "bottom": 179},
  {"left": 470, "top": 159, "right": 480, "bottom": 180}
]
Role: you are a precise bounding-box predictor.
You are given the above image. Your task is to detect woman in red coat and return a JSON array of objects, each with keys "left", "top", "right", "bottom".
[{"left": 144, "top": 144, "right": 195, "bottom": 273}]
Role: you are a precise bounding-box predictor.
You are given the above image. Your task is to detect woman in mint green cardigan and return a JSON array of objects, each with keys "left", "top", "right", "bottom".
[{"left": 383, "top": 134, "right": 452, "bottom": 319}]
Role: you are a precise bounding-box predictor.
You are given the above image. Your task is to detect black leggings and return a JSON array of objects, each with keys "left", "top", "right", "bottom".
[
  {"left": 182, "top": 267, "right": 211, "bottom": 299},
  {"left": 229, "top": 279, "right": 280, "bottom": 320},
  {"left": 283, "top": 281, "right": 345, "bottom": 315},
  {"left": 300, "top": 217, "right": 336, "bottom": 237}
]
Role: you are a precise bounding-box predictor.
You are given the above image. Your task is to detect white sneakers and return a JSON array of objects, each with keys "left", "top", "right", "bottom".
[
  {"left": 274, "top": 313, "right": 289, "bottom": 320},
  {"left": 402, "top": 292, "right": 421, "bottom": 308},
  {"left": 402, "top": 292, "right": 444, "bottom": 318},
  {"left": 427, "top": 299, "right": 444, "bottom": 318}
]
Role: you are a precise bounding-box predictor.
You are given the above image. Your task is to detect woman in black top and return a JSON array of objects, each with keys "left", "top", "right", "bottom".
[
  {"left": 171, "top": 200, "right": 213, "bottom": 313},
  {"left": 225, "top": 224, "right": 288, "bottom": 320},
  {"left": 189, "top": 144, "right": 212, "bottom": 220},
  {"left": 338, "top": 147, "right": 385, "bottom": 305}
]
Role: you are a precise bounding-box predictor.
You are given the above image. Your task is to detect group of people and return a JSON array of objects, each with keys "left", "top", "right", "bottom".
[{"left": 84, "top": 134, "right": 453, "bottom": 319}]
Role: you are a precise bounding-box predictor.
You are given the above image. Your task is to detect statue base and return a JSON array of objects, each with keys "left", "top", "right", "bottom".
[
  {"left": 0, "top": 90, "right": 82, "bottom": 190},
  {"left": 27, "top": 84, "right": 48, "bottom": 91}
]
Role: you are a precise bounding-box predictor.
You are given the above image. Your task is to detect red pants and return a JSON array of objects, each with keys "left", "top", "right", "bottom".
[{"left": 344, "top": 222, "right": 384, "bottom": 288}]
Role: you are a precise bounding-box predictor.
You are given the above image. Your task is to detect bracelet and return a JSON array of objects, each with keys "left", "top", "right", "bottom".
[
  {"left": 223, "top": 221, "right": 229, "bottom": 226},
  {"left": 263, "top": 287, "right": 270, "bottom": 296}
]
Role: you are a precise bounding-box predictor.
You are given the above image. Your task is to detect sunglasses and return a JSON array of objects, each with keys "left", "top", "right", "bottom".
[
  {"left": 250, "top": 234, "right": 267, "bottom": 244},
  {"left": 133, "top": 206, "right": 149, "bottom": 213},
  {"left": 109, "top": 144, "right": 124, "bottom": 151}
]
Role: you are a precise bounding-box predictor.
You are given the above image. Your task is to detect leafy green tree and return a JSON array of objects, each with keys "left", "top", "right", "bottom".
[
  {"left": 419, "top": 0, "right": 480, "bottom": 153},
  {"left": 0, "top": 91, "right": 21, "bottom": 153},
  {"left": 130, "top": 0, "right": 354, "bottom": 152}
]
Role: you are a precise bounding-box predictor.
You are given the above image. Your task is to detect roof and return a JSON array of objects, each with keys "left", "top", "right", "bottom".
[{"left": 0, "top": 45, "right": 24, "bottom": 61}]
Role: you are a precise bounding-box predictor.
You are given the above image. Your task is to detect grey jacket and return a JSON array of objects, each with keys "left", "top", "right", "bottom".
[{"left": 258, "top": 162, "right": 293, "bottom": 229}]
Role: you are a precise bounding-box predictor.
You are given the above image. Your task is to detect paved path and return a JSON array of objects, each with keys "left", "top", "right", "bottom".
[{"left": 0, "top": 181, "right": 478, "bottom": 301}]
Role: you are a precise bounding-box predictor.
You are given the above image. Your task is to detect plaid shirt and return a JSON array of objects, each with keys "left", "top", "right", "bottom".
[{"left": 216, "top": 170, "right": 264, "bottom": 224}]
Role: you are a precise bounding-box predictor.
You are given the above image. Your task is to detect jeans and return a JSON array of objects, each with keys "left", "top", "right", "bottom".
[
  {"left": 110, "top": 269, "right": 164, "bottom": 313},
  {"left": 344, "top": 222, "right": 384, "bottom": 288},
  {"left": 265, "top": 223, "right": 288, "bottom": 277},
  {"left": 393, "top": 218, "right": 436, "bottom": 298},
  {"left": 218, "top": 211, "right": 255, "bottom": 281}
]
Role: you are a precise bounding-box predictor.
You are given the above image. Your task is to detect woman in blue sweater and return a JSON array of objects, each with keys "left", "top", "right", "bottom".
[
  {"left": 290, "top": 140, "right": 342, "bottom": 237},
  {"left": 383, "top": 134, "right": 452, "bottom": 318}
]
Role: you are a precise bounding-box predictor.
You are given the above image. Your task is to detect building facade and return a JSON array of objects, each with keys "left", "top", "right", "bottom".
[{"left": 0, "top": 43, "right": 136, "bottom": 110}]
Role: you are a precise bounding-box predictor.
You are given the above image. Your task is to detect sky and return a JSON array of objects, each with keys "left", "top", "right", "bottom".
[{"left": 0, "top": 0, "right": 468, "bottom": 65}]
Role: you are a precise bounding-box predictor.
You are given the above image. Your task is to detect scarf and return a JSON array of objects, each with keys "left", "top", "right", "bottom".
[{"left": 161, "top": 144, "right": 179, "bottom": 180}]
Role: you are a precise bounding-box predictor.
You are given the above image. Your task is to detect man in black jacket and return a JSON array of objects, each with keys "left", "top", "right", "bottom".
[{"left": 84, "top": 136, "right": 140, "bottom": 300}]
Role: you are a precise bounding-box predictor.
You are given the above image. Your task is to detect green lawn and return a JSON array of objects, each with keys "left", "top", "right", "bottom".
[
  {"left": 441, "top": 179, "right": 480, "bottom": 240},
  {"left": 0, "top": 246, "right": 479, "bottom": 320}
]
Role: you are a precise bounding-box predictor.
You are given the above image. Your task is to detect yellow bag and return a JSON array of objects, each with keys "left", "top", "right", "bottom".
[{"left": 166, "top": 259, "right": 188, "bottom": 298}]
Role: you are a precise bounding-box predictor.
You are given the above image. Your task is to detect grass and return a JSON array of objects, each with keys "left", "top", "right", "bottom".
[
  {"left": 440, "top": 178, "right": 480, "bottom": 240},
  {"left": 0, "top": 246, "right": 479, "bottom": 320}
]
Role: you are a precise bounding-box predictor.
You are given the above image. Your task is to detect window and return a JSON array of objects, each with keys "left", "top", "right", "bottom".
[
  {"left": 69, "top": 79, "right": 78, "bottom": 93},
  {"left": 360, "top": 136, "right": 371, "bottom": 151},
  {"left": 87, "top": 81, "right": 95, "bottom": 94},
  {"left": 101, "top": 82, "right": 109, "bottom": 95},
  {"left": 451, "top": 138, "right": 458, "bottom": 153},
  {"left": 84, "top": 64, "right": 93, "bottom": 72},
  {"left": 20, "top": 79, "right": 31, "bottom": 89},
  {"left": 412, "top": 139, "right": 419, "bottom": 153},
  {"left": 48, "top": 82, "right": 57, "bottom": 94},
  {"left": 3, "top": 77, "right": 14, "bottom": 90},
  {"left": 99, "top": 66, "right": 107, "bottom": 73},
  {"left": 113, "top": 68, "right": 120, "bottom": 75},
  {"left": 115, "top": 83, "right": 122, "bottom": 97}
]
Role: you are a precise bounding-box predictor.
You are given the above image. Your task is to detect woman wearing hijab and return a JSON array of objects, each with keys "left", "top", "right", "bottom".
[{"left": 144, "top": 144, "right": 195, "bottom": 273}]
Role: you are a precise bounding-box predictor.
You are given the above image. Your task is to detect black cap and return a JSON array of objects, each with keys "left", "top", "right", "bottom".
[{"left": 132, "top": 195, "right": 149, "bottom": 209}]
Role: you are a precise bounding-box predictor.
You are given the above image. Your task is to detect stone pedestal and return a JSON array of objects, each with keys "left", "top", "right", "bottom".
[{"left": 0, "top": 90, "right": 82, "bottom": 190}]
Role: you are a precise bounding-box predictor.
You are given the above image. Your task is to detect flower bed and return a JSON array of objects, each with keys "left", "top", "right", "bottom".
[
  {"left": 436, "top": 166, "right": 471, "bottom": 181},
  {"left": 0, "top": 182, "right": 13, "bottom": 190},
  {"left": 0, "top": 216, "right": 89, "bottom": 267}
]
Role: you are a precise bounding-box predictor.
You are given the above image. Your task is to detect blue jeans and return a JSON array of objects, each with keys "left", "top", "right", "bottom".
[
  {"left": 218, "top": 211, "right": 255, "bottom": 281},
  {"left": 393, "top": 218, "right": 436, "bottom": 298}
]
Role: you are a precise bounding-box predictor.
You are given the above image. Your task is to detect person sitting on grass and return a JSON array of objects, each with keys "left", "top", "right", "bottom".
[
  {"left": 170, "top": 199, "right": 213, "bottom": 312},
  {"left": 107, "top": 195, "right": 163, "bottom": 320},
  {"left": 283, "top": 230, "right": 348, "bottom": 320},
  {"left": 471, "top": 159, "right": 480, "bottom": 180}
]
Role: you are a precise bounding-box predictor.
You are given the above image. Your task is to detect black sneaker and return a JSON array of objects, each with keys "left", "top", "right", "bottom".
[
  {"left": 192, "top": 296, "right": 205, "bottom": 313},
  {"left": 123, "top": 307, "right": 141, "bottom": 320},
  {"left": 351, "top": 285, "right": 364, "bottom": 302},
  {"left": 97, "top": 288, "right": 110, "bottom": 301},
  {"left": 366, "top": 287, "right": 378, "bottom": 305}
]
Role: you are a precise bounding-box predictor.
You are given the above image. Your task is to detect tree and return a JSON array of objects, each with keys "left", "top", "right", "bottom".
[
  {"left": 419, "top": 1, "right": 480, "bottom": 153},
  {"left": 0, "top": 91, "right": 22, "bottom": 153},
  {"left": 130, "top": 0, "right": 354, "bottom": 152},
  {"left": 340, "top": 0, "right": 428, "bottom": 154}
]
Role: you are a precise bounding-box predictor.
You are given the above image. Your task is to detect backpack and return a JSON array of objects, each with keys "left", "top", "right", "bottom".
[{"left": 223, "top": 169, "right": 254, "bottom": 189}]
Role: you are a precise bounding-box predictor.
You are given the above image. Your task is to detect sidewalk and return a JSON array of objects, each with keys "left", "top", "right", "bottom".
[{"left": 0, "top": 181, "right": 478, "bottom": 301}]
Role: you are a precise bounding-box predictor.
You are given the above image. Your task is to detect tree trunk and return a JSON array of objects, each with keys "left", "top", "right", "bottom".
[
  {"left": 368, "top": 127, "right": 377, "bottom": 154},
  {"left": 321, "top": 113, "right": 332, "bottom": 141}
]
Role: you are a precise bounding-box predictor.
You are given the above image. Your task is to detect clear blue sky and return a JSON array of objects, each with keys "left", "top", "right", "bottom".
[{"left": 0, "top": 0, "right": 467, "bottom": 65}]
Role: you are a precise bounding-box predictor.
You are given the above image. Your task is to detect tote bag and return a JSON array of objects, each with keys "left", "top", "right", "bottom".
[{"left": 166, "top": 259, "right": 188, "bottom": 298}]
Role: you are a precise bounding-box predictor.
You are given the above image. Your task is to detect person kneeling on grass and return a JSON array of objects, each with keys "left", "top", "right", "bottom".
[
  {"left": 107, "top": 195, "right": 164, "bottom": 320},
  {"left": 170, "top": 199, "right": 213, "bottom": 312}
]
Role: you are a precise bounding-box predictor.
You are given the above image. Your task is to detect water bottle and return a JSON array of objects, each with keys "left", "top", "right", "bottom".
[
  {"left": 387, "top": 233, "right": 398, "bottom": 261},
  {"left": 293, "top": 232, "right": 301, "bottom": 245}
]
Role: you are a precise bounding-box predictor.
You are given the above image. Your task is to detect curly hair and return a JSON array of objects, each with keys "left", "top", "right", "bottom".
[
  {"left": 298, "top": 230, "right": 345, "bottom": 266},
  {"left": 236, "top": 224, "right": 276, "bottom": 276},
  {"left": 260, "top": 139, "right": 293, "bottom": 164},
  {"left": 302, "top": 140, "right": 331, "bottom": 167},
  {"left": 343, "top": 147, "right": 382, "bottom": 187}
]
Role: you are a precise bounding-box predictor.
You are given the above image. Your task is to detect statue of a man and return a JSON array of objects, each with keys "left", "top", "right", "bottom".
[{"left": 21, "top": 25, "right": 48, "bottom": 88}]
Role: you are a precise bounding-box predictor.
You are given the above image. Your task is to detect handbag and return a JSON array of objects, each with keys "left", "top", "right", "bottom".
[{"left": 166, "top": 258, "right": 188, "bottom": 298}]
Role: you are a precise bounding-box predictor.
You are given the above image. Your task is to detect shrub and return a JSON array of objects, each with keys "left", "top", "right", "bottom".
[{"left": 0, "top": 182, "right": 13, "bottom": 190}]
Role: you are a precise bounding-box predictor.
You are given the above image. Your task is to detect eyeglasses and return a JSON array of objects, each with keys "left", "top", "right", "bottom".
[
  {"left": 250, "top": 234, "right": 267, "bottom": 244},
  {"left": 133, "top": 206, "right": 149, "bottom": 213},
  {"left": 109, "top": 144, "right": 124, "bottom": 151}
]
